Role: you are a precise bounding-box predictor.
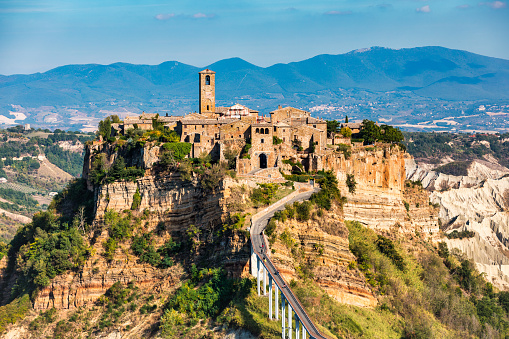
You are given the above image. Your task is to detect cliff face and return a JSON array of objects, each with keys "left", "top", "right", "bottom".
[
  {"left": 431, "top": 177, "right": 509, "bottom": 289},
  {"left": 320, "top": 147, "right": 439, "bottom": 236},
  {"left": 269, "top": 204, "right": 377, "bottom": 308}
]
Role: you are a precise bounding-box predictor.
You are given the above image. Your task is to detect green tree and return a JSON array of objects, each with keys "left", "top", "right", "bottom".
[
  {"left": 345, "top": 116, "right": 349, "bottom": 123},
  {"left": 327, "top": 120, "right": 340, "bottom": 138},
  {"left": 346, "top": 174, "right": 356, "bottom": 194},
  {"left": 360, "top": 119, "right": 380, "bottom": 145},
  {"left": 340, "top": 127, "right": 352, "bottom": 138},
  {"left": 380, "top": 125, "right": 404, "bottom": 143},
  {"left": 98, "top": 117, "right": 112, "bottom": 140}
]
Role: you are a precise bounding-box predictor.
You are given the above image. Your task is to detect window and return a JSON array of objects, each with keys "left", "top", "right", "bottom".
[
  {"left": 205, "top": 75, "right": 210, "bottom": 85},
  {"left": 283, "top": 137, "right": 285, "bottom": 142},
  {"left": 256, "top": 128, "right": 260, "bottom": 133},
  {"left": 274, "top": 127, "right": 276, "bottom": 132},
  {"left": 237, "top": 127, "right": 239, "bottom": 131},
  {"left": 313, "top": 125, "right": 316, "bottom": 128},
  {"left": 265, "top": 128, "right": 269, "bottom": 134},
  {"left": 261, "top": 129, "right": 265, "bottom": 134},
  {"left": 202, "top": 125, "right": 204, "bottom": 128},
  {"left": 283, "top": 129, "right": 285, "bottom": 132},
  {"left": 261, "top": 139, "right": 264, "bottom": 143},
  {"left": 207, "top": 105, "right": 210, "bottom": 111}
]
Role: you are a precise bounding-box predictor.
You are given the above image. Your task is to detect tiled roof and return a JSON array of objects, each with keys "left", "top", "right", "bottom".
[
  {"left": 199, "top": 69, "right": 215, "bottom": 74},
  {"left": 341, "top": 122, "right": 362, "bottom": 129},
  {"left": 180, "top": 118, "right": 238, "bottom": 125},
  {"left": 307, "top": 117, "right": 326, "bottom": 124}
]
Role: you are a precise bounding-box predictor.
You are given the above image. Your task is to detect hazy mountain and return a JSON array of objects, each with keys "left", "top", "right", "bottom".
[
  {"left": 1, "top": 47, "right": 508, "bottom": 106},
  {"left": 1, "top": 46, "right": 508, "bottom": 132}
]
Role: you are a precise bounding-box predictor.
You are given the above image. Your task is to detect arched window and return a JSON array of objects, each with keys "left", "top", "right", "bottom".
[
  {"left": 256, "top": 128, "right": 259, "bottom": 133},
  {"left": 260, "top": 129, "right": 265, "bottom": 134},
  {"left": 205, "top": 75, "right": 210, "bottom": 85},
  {"left": 265, "top": 128, "right": 269, "bottom": 134}
]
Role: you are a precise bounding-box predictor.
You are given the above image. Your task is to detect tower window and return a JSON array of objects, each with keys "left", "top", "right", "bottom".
[
  {"left": 205, "top": 75, "right": 210, "bottom": 85},
  {"left": 207, "top": 105, "right": 210, "bottom": 111},
  {"left": 256, "top": 128, "right": 259, "bottom": 133},
  {"left": 261, "top": 139, "right": 264, "bottom": 143},
  {"left": 265, "top": 128, "right": 269, "bottom": 134}
]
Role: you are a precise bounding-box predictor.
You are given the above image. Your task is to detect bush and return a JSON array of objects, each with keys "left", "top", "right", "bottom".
[
  {"left": 295, "top": 201, "right": 312, "bottom": 221},
  {"left": 131, "top": 188, "right": 141, "bottom": 210},
  {"left": 0, "top": 294, "right": 31, "bottom": 333},
  {"left": 346, "top": 174, "right": 356, "bottom": 194},
  {"left": 162, "top": 142, "right": 192, "bottom": 161},
  {"left": 265, "top": 220, "right": 277, "bottom": 237}
]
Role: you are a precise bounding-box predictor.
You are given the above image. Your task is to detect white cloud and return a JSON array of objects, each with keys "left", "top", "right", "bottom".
[
  {"left": 479, "top": 1, "right": 507, "bottom": 8},
  {"left": 192, "top": 13, "right": 215, "bottom": 19},
  {"left": 324, "top": 10, "right": 352, "bottom": 15},
  {"left": 154, "top": 13, "right": 175, "bottom": 20},
  {"left": 416, "top": 5, "right": 431, "bottom": 12}
]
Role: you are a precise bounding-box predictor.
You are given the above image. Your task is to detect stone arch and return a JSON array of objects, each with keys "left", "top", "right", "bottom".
[
  {"left": 259, "top": 153, "right": 267, "bottom": 169},
  {"left": 265, "top": 128, "right": 269, "bottom": 134},
  {"left": 205, "top": 75, "right": 210, "bottom": 85},
  {"left": 256, "top": 128, "right": 260, "bottom": 134}
]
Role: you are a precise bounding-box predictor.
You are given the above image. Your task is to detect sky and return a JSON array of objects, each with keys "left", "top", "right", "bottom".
[{"left": 0, "top": 0, "right": 508, "bottom": 75}]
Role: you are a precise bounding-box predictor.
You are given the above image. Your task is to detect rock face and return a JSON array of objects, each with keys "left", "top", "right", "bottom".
[
  {"left": 431, "top": 177, "right": 509, "bottom": 289},
  {"left": 94, "top": 173, "right": 224, "bottom": 232},
  {"left": 320, "top": 147, "right": 440, "bottom": 236},
  {"left": 406, "top": 157, "right": 509, "bottom": 191},
  {"left": 270, "top": 204, "right": 377, "bottom": 308}
]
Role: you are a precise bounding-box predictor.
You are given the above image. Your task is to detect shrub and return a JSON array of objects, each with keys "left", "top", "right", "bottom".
[
  {"left": 337, "top": 143, "right": 352, "bottom": 159},
  {"left": 434, "top": 161, "right": 471, "bottom": 177},
  {"left": 404, "top": 201, "right": 410, "bottom": 212},
  {"left": 265, "top": 219, "right": 277, "bottom": 237},
  {"left": 340, "top": 127, "right": 352, "bottom": 138},
  {"left": 131, "top": 188, "right": 141, "bottom": 210},
  {"left": 295, "top": 201, "right": 312, "bottom": 221},
  {"left": 162, "top": 142, "right": 192, "bottom": 161},
  {"left": 375, "top": 235, "right": 405, "bottom": 271},
  {"left": 0, "top": 294, "right": 31, "bottom": 333},
  {"left": 346, "top": 174, "right": 356, "bottom": 194}
]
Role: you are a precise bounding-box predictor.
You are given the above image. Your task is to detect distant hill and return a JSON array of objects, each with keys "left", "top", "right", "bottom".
[
  {"left": 1, "top": 46, "right": 509, "bottom": 132},
  {"left": 1, "top": 46, "right": 508, "bottom": 106}
]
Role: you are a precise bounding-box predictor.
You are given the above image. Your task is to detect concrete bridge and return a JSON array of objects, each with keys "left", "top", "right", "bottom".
[{"left": 249, "top": 184, "right": 329, "bottom": 339}]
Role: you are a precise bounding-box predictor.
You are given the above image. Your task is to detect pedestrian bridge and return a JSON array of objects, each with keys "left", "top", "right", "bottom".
[{"left": 249, "top": 185, "right": 329, "bottom": 339}]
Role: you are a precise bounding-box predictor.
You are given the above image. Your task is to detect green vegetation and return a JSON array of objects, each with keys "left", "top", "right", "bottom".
[
  {"left": 160, "top": 268, "right": 252, "bottom": 337},
  {"left": 131, "top": 233, "right": 180, "bottom": 268},
  {"left": 282, "top": 159, "right": 304, "bottom": 171},
  {"left": 340, "top": 126, "right": 352, "bottom": 138},
  {"left": 434, "top": 161, "right": 471, "bottom": 177},
  {"left": 445, "top": 230, "right": 475, "bottom": 239},
  {"left": 250, "top": 183, "right": 279, "bottom": 206},
  {"left": 273, "top": 136, "right": 283, "bottom": 145},
  {"left": 9, "top": 210, "right": 90, "bottom": 294},
  {"left": 310, "top": 171, "right": 345, "bottom": 210},
  {"left": 403, "top": 131, "right": 509, "bottom": 168},
  {"left": 0, "top": 186, "right": 39, "bottom": 214},
  {"left": 89, "top": 155, "right": 145, "bottom": 185},
  {"left": 346, "top": 174, "right": 356, "bottom": 194},
  {"left": 0, "top": 294, "right": 31, "bottom": 333},
  {"left": 359, "top": 120, "right": 404, "bottom": 145},
  {"left": 326, "top": 120, "right": 340, "bottom": 137},
  {"left": 347, "top": 220, "right": 509, "bottom": 338},
  {"left": 336, "top": 143, "right": 351, "bottom": 159}
]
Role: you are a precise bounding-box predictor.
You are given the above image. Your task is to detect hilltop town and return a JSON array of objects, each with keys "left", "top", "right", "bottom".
[{"left": 104, "top": 69, "right": 381, "bottom": 181}]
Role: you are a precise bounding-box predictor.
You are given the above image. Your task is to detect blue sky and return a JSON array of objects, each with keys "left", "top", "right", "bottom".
[{"left": 0, "top": 0, "right": 507, "bottom": 75}]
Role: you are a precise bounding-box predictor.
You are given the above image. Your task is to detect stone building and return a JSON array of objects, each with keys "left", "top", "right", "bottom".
[{"left": 116, "top": 69, "right": 330, "bottom": 176}]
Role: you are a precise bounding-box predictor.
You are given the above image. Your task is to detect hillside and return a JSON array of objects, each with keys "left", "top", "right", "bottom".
[
  {"left": 1, "top": 46, "right": 509, "bottom": 133},
  {"left": 0, "top": 127, "right": 94, "bottom": 242},
  {"left": 0, "top": 124, "right": 508, "bottom": 338}
]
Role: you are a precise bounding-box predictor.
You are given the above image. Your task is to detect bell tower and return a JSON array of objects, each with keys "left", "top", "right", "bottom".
[{"left": 199, "top": 69, "right": 215, "bottom": 114}]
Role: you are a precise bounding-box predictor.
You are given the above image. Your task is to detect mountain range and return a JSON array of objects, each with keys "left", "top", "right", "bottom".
[{"left": 1, "top": 46, "right": 508, "bottom": 131}]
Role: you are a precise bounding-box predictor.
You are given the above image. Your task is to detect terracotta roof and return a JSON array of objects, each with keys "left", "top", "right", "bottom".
[
  {"left": 341, "top": 122, "right": 362, "bottom": 129},
  {"left": 159, "top": 116, "right": 183, "bottom": 122},
  {"left": 307, "top": 117, "right": 326, "bottom": 124},
  {"left": 180, "top": 118, "right": 237, "bottom": 125},
  {"left": 123, "top": 119, "right": 152, "bottom": 125},
  {"left": 199, "top": 69, "right": 215, "bottom": 74},
  {"left": 215, "top": 107, "right": 229, "bottom": 113}
]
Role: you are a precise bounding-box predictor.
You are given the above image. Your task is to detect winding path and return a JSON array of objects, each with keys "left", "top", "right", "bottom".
[{"left": 250, "top": 183, "right": 329, "bottom": 339}]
